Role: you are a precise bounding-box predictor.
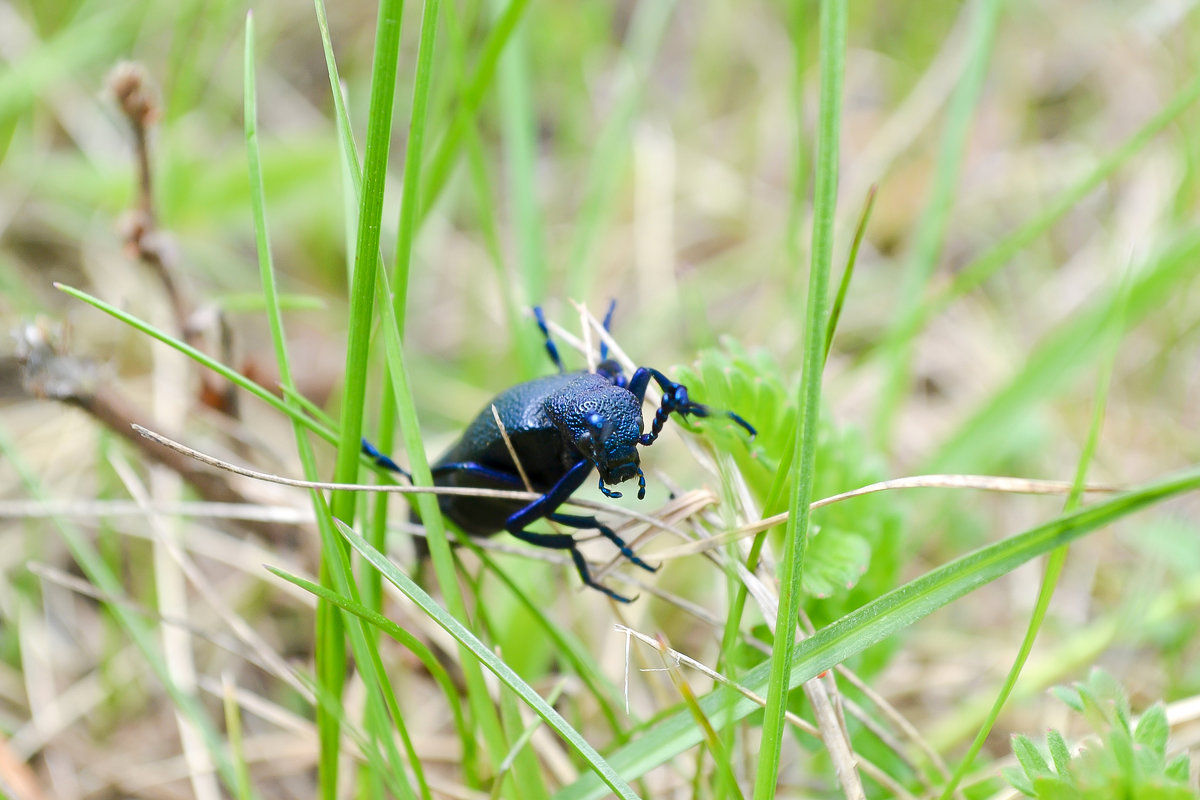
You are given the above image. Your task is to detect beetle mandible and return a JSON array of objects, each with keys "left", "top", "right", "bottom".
[{"left": 365, "top": 302, "right": 755, "bottom": 602}]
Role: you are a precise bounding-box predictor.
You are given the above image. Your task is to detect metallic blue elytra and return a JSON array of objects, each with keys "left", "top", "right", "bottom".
[{"left": 367, "top": 303, "right": 755, "bottom": 602}]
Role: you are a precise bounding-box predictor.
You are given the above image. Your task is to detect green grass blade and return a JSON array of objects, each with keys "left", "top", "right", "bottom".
[
  {"left": 265, "top": 566, "right": 473, "bottom": 772},
  {"left": 335, "top": 518, "right": 643, "bottom": 800},
  {"left": 373, "top": 263, "right": 513, "bottom": 781},
  {"left": 55, "top": 283, "right": 336, "bottom": 443},
  {"left": 321, "top": 0, "right": 405, "bottom": 792},
  {"left": 554, "top": 464, "right": 1200, "bottom": 800},
  {"left": 246, "top": 15, "right": 418, "bottom": 797},
  {"left": 220, "top": 675, "right": 253, "bottom": 800},
  {"left": 928, "top": 70, "right": 1200, "bottom": 321},
  {"left": 313, "top": 0, "right": 363, "bottom": 192},
  {"left": 825, "top": 184, "right": 876, "bottom": 363},
  {"left": 329, "top": 0, "right": 404, "bottom": 521},
  {"left": 419, "top": 0, "right": 531, "bottom": 217},
  {"left": 493, "top": 0, "right": 546, "bottom": 312},
  {"left": 390, "top": 0, "right": 440, "bottom": 328},
  {"left": 753, "top": 1, "right": 845, "bottom": 795},
  {"left": 938, "top": 274, "right": 1128, "bottom": 797},
  {"left": 470, "top": 546, "right": 628, "bottom": 740}
]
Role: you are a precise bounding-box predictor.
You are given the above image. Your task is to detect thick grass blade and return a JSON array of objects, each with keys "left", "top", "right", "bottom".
[
  {"left": 753, "top": 1, "right": 845, "bottom": 796},
  {"left": 246, "top": 14, "right": 423, "bottom": 798},
  {"left": 334, "top": 519, "right": 643, "bottom": 800},
  {"left": 554, "top": 463, "right": 1200, "bottom": 800}
]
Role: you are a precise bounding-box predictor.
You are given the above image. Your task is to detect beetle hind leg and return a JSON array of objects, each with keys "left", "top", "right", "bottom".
[
  {"left": 501, "top": 525, "right": 639, "bottom": 603},
  {"left": 533, "top": 306, "right": 566, "bottom": 373},
  {"left": 569, "top": 548, "right": 635, "bottom": 603},
  {"left": 361, "top": 438, "right": 413, "bottom": 480}
]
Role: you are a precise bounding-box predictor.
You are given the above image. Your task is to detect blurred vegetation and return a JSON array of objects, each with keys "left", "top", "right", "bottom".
[{"left": 2, "top": 0, "right": 1199, "bottom": 797}]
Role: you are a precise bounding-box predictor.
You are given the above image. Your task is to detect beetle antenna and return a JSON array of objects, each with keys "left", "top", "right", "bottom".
[
  {"left": 636, "top": 466, "right": 646, "bottom": 500},
  {"left": 598, "top": 476, "right": 622, "bottom": 499}
]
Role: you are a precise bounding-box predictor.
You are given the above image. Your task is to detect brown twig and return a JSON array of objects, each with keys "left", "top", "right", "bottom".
[
  {"left": 106, "top": 62, "right": 238, "bottom": 417},
  {"left": 14, "top": 319, "right": 294, "bottom": 545}
]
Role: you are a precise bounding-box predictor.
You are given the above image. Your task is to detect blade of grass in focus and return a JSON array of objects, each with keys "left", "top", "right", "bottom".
[
  {"left": 245, "top": 15, "right": 423, "bottom": 798},
  {"left": 322, "top": 0, "right": 406, "bottom": 793},
  {"left": 753, "top": 1, "right": 845, "bottom": 795}
]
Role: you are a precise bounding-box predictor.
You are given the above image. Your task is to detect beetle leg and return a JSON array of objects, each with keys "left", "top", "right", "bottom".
[
  {"left": 533, "top": 306, "right": 566, "bottom": 373},
  {"left": 503, "top": 459, "right": 645, "bottom": 601},
  {"left": 629, "top": 367, "right": 757, "bottom": 445},
  {"left": 361, "top": 438, "right": 412, "bottom": 480},
  {"left": 430, "top": 461, "right": 526, "bottom": 485},
  {"left": 599, "top": 298, "right": 617, "bottom": 361},
  {"left": 549, "top": 512, "right": 658, "bottom": 573}
]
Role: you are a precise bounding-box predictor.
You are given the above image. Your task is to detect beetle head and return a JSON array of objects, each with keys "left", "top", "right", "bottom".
[{"left": 546, "top": 379, "right": 643, "bottom": 487}]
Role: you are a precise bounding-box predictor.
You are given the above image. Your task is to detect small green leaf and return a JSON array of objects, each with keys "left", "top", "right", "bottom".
[
  {"left": 1047, "top": 728, "right": 1072, "bottom": 777},
  {"left": 1164, "top": 752, "right": 1191, "bottom": 782},
  {"left": 1029, "top": 777, "right": 1077, "bottom": 799},
  {"left": 800, "top": 527, "right": 870, "bottom": 598},
  {"left": 1013, "top": 733, "right": 1052, "bottom": 778},
  {"left": 1051, "top": 684, "right": 1084, "bottom": 712},
  {"left": 1002, "top": 764, "right": 1035, "bottom": 796},
  {"left": 1133, "top": 703, "right": 1169, "bottom": 758}
]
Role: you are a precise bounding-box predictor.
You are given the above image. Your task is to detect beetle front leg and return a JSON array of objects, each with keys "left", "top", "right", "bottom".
[{"left": 628, "top": 367, "right": 756, "bottom": 446}]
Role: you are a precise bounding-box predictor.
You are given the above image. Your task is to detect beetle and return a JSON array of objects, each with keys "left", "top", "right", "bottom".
[{"left": 365, "top": 303, "right": 755, "bottom": 602}]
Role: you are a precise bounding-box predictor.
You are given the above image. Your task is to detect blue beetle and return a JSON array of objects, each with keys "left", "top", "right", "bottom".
[{"left": 366, "top": 303, "right": 754, "bottom": 602}]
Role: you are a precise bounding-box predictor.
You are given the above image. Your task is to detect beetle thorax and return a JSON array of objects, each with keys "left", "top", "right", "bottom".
[{"left": 543, "top": 376, "right": 643, "bottom": 485}]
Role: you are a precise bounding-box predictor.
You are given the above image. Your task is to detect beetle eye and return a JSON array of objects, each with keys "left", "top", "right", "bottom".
[{"left": 585, "top": 412, "right": 607, "bottom": 439}]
